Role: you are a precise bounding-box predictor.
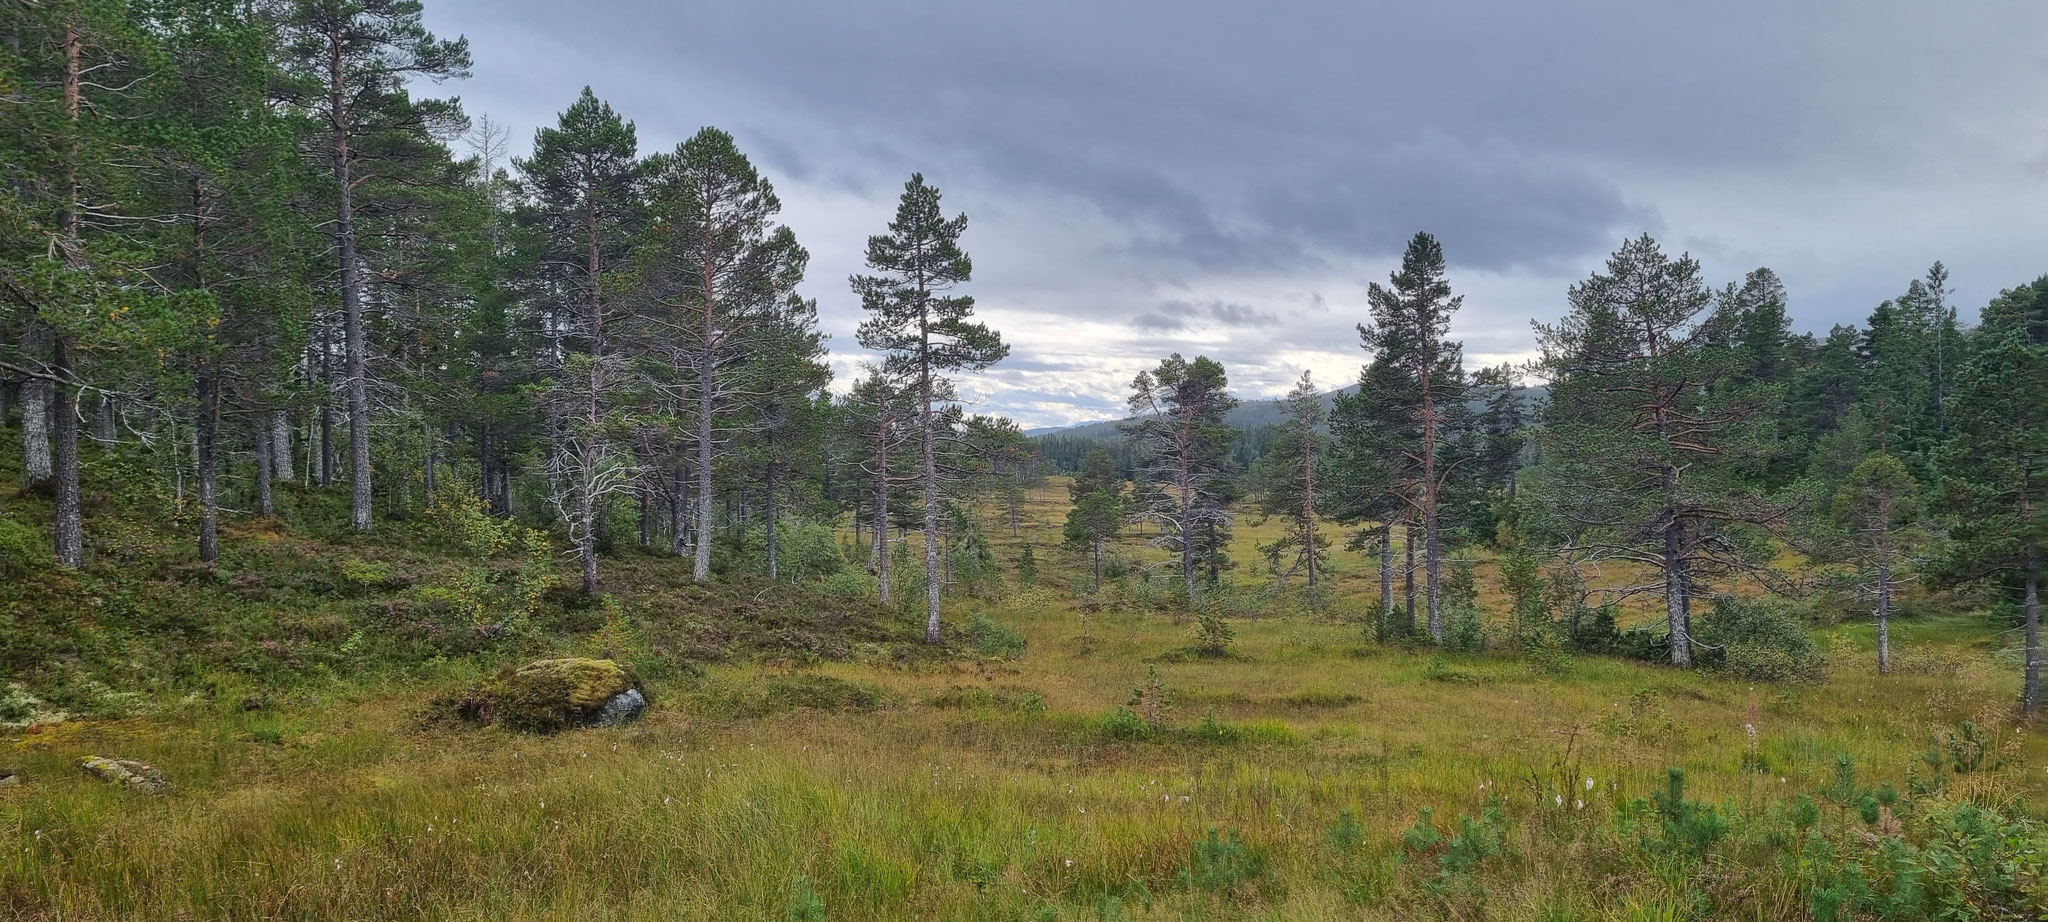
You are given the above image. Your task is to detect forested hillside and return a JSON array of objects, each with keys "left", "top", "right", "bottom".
[{"left": 1, "top": 2, "right": 2045, "bottom": 921}]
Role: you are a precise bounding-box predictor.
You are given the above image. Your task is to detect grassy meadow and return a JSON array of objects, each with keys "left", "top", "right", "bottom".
[{"left": 3, "top": 478, "right": 2045, "bottom": 920}]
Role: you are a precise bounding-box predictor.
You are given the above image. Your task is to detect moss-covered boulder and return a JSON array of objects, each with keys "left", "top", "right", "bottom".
[{"left": 437, "top": 658, "right": 647, "bottom": 733}]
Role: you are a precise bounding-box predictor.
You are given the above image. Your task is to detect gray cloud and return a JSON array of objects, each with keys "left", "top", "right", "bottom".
[{"left": 426, "top": 0, "right": 2048, "bottom": 427}]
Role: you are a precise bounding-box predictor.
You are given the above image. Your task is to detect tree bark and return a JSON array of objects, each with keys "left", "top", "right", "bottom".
[
  {"left": 874, "top": 440, "right": 891, "bottom": 604},
  {"left": 1378, "top": 520, "right": 1395, "bottom": 632},
  {"left": 1420, "top": 357, "right": 1442, "bottom": 641},
  {"left": 51, "top": 338, "right": 81, "bottom": 567},
  {"left": 920, "top": 362, "right": 942, "bottom": 643},
  {"left": 270, "top": 410, "right": 294, "bottom": 483},
  {"left": 2023, "top": 542, "right": 2041, "bottom": 717},
  {"left": 327, "top": 30, "right": 372, "bottom": 531},
  {"left": 20, "top": 355, "right": 51, "bottom": 487},
  {"left": 196, "top": 366, "right": 220, "bottom": 563},
  {"left": 670, "top": 462, "right": 689, "bottom": 557},
  {"left": 254, "top": 416, "right": 275, "bottom": 517},
  {"left": 1403, "top": 523, "right": 1417, "bottom": 634},
  {"left": 1663, "top": 520, "right": 1693, "bottom": 667},
  {"left": 318, "top": 319, "right": 335, "bottom": 487},
  {"left": 765, "top": 463, "right": 780, "bottom": 580}
]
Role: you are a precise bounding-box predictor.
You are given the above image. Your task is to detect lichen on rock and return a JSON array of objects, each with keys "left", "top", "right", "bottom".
[{"left": 432, "top": 658, "right": 647, "bottom": 733}]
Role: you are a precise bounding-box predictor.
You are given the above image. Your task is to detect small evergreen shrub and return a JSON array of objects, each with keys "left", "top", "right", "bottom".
[
  {"left": 963, "top": 613, "right": 1027, "bottom": 658},
  {"left": 1184, "top": 827, "right": 1266, "bottom": 894}
]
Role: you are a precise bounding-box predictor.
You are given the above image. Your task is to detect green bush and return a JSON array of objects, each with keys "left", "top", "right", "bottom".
[
  {"left": 1442, "top": 603, "right": 1486, "bottom": 653},
  {"left": 963, "top": 613, "right": 1027, "bottom": 658},
  {"left": 774, "top": 519, "right": 846, "bottom": 582},
  {"left": 1696, "top": 596, "right": 1824, "bottom": 681}
]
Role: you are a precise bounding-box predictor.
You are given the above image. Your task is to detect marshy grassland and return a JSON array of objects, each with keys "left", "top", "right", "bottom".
[{"left": 3, "top": 480, "right": 2044, "bottom": 920}]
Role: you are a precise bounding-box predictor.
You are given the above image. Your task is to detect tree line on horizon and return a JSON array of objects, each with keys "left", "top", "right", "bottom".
[
  {"left": 1, "top": 1, "right": 2042, "bottom": 712},
  {"left": 1059, "top": 232, "right": 2044, "bottom": 714}
]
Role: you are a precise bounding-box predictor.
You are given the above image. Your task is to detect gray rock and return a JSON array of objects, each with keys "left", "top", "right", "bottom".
[
  {"left": 591, "top": 688, "right": 647, "bottom": 727},
  {"left": 80, "top": 756, "right": 166, "bottom": 794}
]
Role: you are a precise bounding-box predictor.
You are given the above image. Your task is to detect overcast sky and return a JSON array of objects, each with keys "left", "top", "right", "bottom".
[{"left": 424, "top": 0, "right": 2048, "bottom": 429}]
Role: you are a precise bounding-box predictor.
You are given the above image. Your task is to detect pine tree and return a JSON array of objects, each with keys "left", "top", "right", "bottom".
[
  {"left": 631, "top": 126, "right": 810, "bottom": 586},
  {"left": 274, "top": 0, "right": 470, "bottom": 532},
  {"left": 843, "top": 370, "right": 913, "bottom": 602},
  {"left": 1359, "top": 232, "right": 1468, "bottom": 639},
  {"left": 1935, "top": 276, "right": 2048, "bottom": 715},
  {"left": 0, "top": 0, "right": 166, "bottom": 566},
  {"left": 1330, "top": 331, "right": 1421, "bottom": 635},
  {"left": 1828, "top": 454, "right": 1924, "bottom": 675},
  {"left": 1531, "top": 235, "right": 1786, "bottom": 667},
  {"left": 1124, "top": 354, "right": 1237, "bottom": 602},
  {"left": 514, "top": 87, "right": 641, "bottom": 592},
  {"left": 1257, "top": 371, "right": 1330, "bottom": 594},
  {"left": 853, "top": 174, "right": 1008, "bottom": 643}
]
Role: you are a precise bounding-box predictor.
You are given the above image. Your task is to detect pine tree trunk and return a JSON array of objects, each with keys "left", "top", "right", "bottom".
[
  {"left": 52, "top": 338, "right": 81, "bottom": 568},
  {"left": 670, "top": 462, "right": 689, "bottom": 557},
  {"left": 874, "top": 443, "right": 891, "bottom": 604},
  {"left": 1379, "top": 520, "right": 1394, "bottom": 631},
  {"left": 197, "top": 366, "right": 219, "bottom": 564},
  {"left": 1664, "top": 521, "right": 1693, "bottom": 667},
  {"left": 49, "top": 20, "right": 81, "bottom": 568},
  {"left": 2023, "top": 542, "right": 2041, "bottom": 717},
  {"left": 318, "top": 322, "right": 335, "bottom": 487},
  {"left": 270, "top": 410, "right": 294, "bottom": 483},
  {"left": 692, "top": 354, "right": 715, "bottom": 584},
  {"left": 1403, "top": 524, "right": 1416, "bottom": 634},
  {"left": 1421, "top": 367, "right": 1443, "bottom": 640},
  {"left": 921, "top": 369, "right": 942, "bottom": 643},
  {"left": 329, "top": 31, "right": 372, "bottom": 532},
  {"left": 21, "top": 362, "right": 51, "bottom": 488},
  {"left": 254, "top": 417, "right": 275, "bottom": 517},
  {"left": 765, "top": 462, "right": 779, "bottom": 580}
]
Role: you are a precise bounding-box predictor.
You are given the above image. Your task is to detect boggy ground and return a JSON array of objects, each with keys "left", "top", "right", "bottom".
[{"left": 2, "top": 481, "right": 2045, "bottom": 920}]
